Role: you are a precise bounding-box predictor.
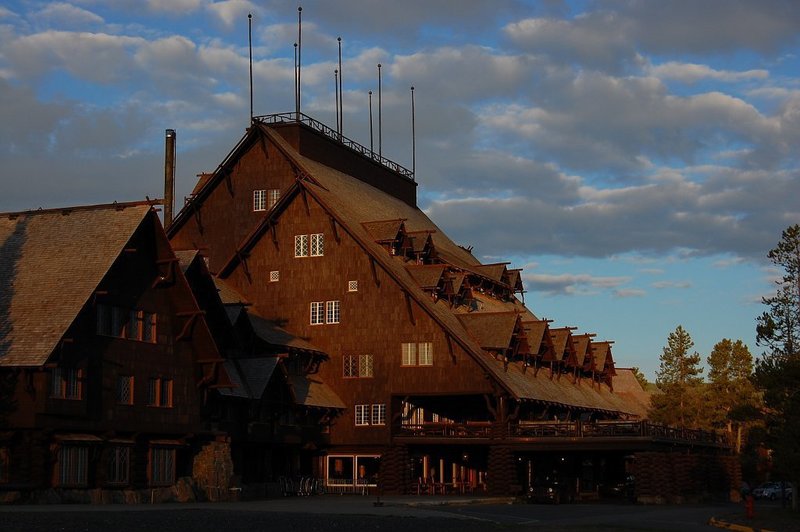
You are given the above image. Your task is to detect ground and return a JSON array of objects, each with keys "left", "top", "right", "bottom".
[{"left": 0, "top": 496, "right": 797, "bottom": 532}]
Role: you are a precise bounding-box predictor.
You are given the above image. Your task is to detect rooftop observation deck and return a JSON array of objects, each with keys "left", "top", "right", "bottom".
[{"left": 254, "top": 112, "right": 415, "bottom": 180}]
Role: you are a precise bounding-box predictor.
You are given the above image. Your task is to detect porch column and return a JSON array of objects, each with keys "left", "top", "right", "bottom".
[{"left": 487, "top": 445, "right": 514, "bottom": 496}]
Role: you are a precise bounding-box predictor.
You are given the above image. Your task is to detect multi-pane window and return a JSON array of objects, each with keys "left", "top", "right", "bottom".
[
  {"left": 401, "top": 343, "right": 416, "bottom": 366},
  {"left": 348, "top": 280, "right": 358, "bottom": 292},
  {"left": 355, "top": 404, "right": 386, "bottom": 427},
  {"left": 344, "top": 355, "right": 373, "bottom": 378},
  {"left": 359, "top": 354, "right": 374, "bottom": 378},
  {"left": 97, "top": 305, "right": 156, "bottom": 343},
  {"left": 371, "top": 404, "right": 386, "bottom": 425},
  {"left": 343, "top": 355, "right": 358, "bottom": 378},
  {"left": 268, "top": 188, "right": 281, "bottom": 209},
  {"left": 51, "top": 368, "right": 82, "bottom": 400},
  {"left": 310, "top": 301, "right": 324, "bottom": 325},
  {"left": 117, "top": 375, "right": 134, "bottom": 405},
  {"left": 295, "top": 233, "right": 324, "bottom": 257},
  {"left": 147, "top": 377, "right": 173, "bottom": 408},
  {"left": 401, "top": 342, "right": 433, "bottom": 366},
  {"left": 418, "top": 342, "right": 433, "bottom": 366},
  {"left": 107, "top": 446, "right": 130, "bottom": 485},
  {"left": 355, "top": 405, "right": 369, "bottom": 426},
  {"left": 325, "top": 300, "right": 340, "bottom": 324},
  {"left": 150, "top": 447, "right": 176, "bottom": 486},
  {"left": 58, "top": 445, "right": 88, "bottom": 487},
  {"left": 310, "top": 233, "right": 324, "bottom": 256},
  {"left": 295, "top": 235, "right": 309, "bottom": 257},
  {"left": 269, "top": 270, "right": 280, "bottom": 282},
  {"left": 0, "top": 448, "right": 9, "bottom": 484},
  {"left": 253, "top": 189, "right": 267, "bottom": 211}
]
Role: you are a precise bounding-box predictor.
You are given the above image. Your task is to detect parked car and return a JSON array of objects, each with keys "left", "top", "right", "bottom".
[
  {"left": 783, "top": 485, "right": 793, "bottom": 501},
  {"left": 752, "top": 482, "right": 780, "bottom": 499}
]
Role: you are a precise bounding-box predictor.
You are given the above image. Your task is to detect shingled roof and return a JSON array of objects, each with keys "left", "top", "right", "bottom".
[
  {"left": 0, "top": 202, "right": 154, "bottom": 367},
  {"left": 457, "top": 312, "right": 520, "bottom": 350},
  {"left": 218, "top": 124, "right": 635, "bottom": 416}
]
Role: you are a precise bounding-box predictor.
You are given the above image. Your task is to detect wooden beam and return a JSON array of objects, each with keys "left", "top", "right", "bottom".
[
  {"left": 329, "top": 215, "right": 340, "bottom": 243},
  {"left": 370, "top": 256, "right": 381, "bottom": 287},
  {"left": 404, "top": 291, "right": 415, "bottom": 325}
]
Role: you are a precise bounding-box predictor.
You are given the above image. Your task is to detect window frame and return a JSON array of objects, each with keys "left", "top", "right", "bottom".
[
  {"left": 354, "top": 404, "right": 369, "bottom": 426},
  {"left": 325, "top": 300, "right": 340, "bottom": 324},
  {"left": 371, "top": 404, "right": 386, "bottom": 426},
  {"left": 269, "top": 270, "right": 280, "bottom": 282},
  {"left": 57, "top": 445, "right": 89, "bottom": 488},
  {"left": 359, "top": 354, "right": 374, "bottom": 378},
  {"left": 51, "top": 367, "right": 83, "bottom": 400},
  {"left": 294, "top": 234, "right": 309, "bottom": 257},
  {"left": 348, "top": 280, "right": 358, "bottom": 292},
  {"left": 310, "top": 233, "right": 324, "bottom": 257},
  {"left": 310, "top": 301, "right": 325, "bottom": 325},
  {"left": 149, "top": 447, "right": 176, "bottom": 487},
  {"left": 401, "top": 343, "right": 417, "bottom": 367},
  {"left": 117, "top": 375, "right": 134, "bottom": 405},
  {"left": 418, "top": 342, "right": 434, "bottom": 366},
  {"left": 343, "top": 355, "right": 358, "bottom": 378},
  {"left": 147, "top": 377, "right": 173, "bottom": 408},
  {"left": 107, "top": 445, "right": 131, "bottom": 486},
  {"left": 253, "top": 189, "right": 267, "bottom": 211},
  {"left": 267, "top": 188, "right": 281, "bottom": 209}
]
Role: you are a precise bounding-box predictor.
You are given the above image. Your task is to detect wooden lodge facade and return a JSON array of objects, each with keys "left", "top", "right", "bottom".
[{"left": 165, "top": 113, "right": 739, "bottom": 501}]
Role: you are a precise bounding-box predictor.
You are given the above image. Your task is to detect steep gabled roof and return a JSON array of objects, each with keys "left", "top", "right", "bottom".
[
  {"left": 362, "top": 219, "right": 406, "bottom": 242},
  {"left": 405, "top": 264, "right": 446, "bottom": 289},
  {"left": 457, "top": 312, "right": 520, "bottom": 350},
  {"left": 216, "top": 124, "right": 634, "bottom": 415},
  {"left": 288, "top": 374, "right": 346, "bottom": 409},
  {"left": 0, "top": 202, "right": 154, "bottom": 367},
  {"left": 572, "top": 333, "right": 595, "bottom": 368},
  {"left": 473, "top": 263, "right": 508, "bottom": 284},
  {"left": 247, "top": 312, "right": 326, "bottom": 355},
  {"left": 550, "top": 328, "right": 572, "bottom": 363}
]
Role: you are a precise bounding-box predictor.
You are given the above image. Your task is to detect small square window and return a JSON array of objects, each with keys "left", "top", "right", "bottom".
[
  {"left": 343, "top": 355, "right": 358, "bottom": 378},
  {"left": 348, "top": 280, "right": 358, "bottom": 292},
  {"left": 147, "top": 378, "right": 173, "bottom": 408},
  {"left": 270, "top": 270, "right": 280, "bottom": 282},
  {"left": 359, "top": 354, "right": 374, "bottom": 378}
]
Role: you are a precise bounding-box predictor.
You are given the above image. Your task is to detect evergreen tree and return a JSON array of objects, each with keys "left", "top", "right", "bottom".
[
  {"left": 706, "top": 339, "right": 759, "bottom": 451},
  {"left": 630, "top": 366, "right": 648, "bottom": 389},
  {"left": 650, "top": 325, "right": 703, "bottom": 428},
  {"left": 754, "top": 224, "right": 800, "bottom": 506}
]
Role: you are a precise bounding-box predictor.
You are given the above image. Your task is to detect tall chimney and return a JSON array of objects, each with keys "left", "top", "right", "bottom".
[{"left": 164, "top": 129, "right": 176, "bottom": 228}]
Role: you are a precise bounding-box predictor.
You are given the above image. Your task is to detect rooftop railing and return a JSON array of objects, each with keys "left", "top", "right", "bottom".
[{"left": 253, "top": 112, "right": 415, "bottom": 181}]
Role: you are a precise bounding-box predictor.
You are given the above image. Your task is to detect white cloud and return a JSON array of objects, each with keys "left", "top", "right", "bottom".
[
  {"left": 35, "top": 3, "right": 104, "bottom": 28},
  {"left": 522, "top": 272, "right": 631, "bottom": 296},
  {"left": 613, "top": 288, "right": 647, "bottom": 298},
  {"left": 651, "top": 280, "right": 692, "bottom": 289},
  {"left": 647, "top": 62, "right": 768, "bottom": 83},
  {"left": 147, "top": 0, "right": 206, "bottom": 13},
  {"left": 207, "top": 0, "right": 257, "bottom": 30}
]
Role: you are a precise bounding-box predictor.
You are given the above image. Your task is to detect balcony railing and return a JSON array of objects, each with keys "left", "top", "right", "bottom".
[
  {"left": 396, "top": 420, "right": 729, "bottom": 446},
  {"left": 398, "top": 421, "right": 492, "bottom": 438},
  {"left": 253, "top": 112, "right": 415, "bottom": 180}
]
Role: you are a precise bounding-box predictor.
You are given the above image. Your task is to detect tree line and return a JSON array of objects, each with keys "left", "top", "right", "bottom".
[{"left": 647, "top": 224, "right": 800, "bottom": 503}]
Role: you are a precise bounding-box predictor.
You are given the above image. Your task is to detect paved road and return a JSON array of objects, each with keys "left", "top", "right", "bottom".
[{"left": 0, "top": 496, "right": 742, "bottom": 532}]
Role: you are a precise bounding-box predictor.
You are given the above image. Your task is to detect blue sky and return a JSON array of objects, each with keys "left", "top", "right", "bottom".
[{"left": 2, "top": 1, "right": 799, "bottom": 380}]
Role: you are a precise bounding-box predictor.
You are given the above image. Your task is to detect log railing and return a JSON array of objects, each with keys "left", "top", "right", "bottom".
[{"left": 396, "top": 420, "right": 728, "bottom": 446}]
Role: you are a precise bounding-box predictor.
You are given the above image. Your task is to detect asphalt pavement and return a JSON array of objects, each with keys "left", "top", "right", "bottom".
[{"left": 0, "top": 495, "right": 760, "bottom": 532}]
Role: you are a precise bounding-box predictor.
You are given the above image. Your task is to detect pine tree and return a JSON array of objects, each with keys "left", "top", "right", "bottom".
[
  {"left": 650, "top": 325, "right": 703, "bottom": 428},
  {"left": 754, "top": 224, "right": 800, "bottom": 507},
  {"left": 630, "top": 366, "right": 648, "bottom": 389},
  {"left": 706, "top": 339, "right": 759, "bottom": 451}
]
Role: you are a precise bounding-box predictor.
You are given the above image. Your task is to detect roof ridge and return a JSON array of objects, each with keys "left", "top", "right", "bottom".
[{"left": 2, "top": 199, "right": 159, "bottom": 218}]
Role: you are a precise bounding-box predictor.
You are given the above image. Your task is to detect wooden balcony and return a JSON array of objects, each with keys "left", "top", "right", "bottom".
[{"left": 394, "top": 420, "right": 730, "bottom": 449}]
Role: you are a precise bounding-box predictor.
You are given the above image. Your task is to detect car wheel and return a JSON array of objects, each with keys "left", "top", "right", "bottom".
[{"left": 770, "top": 493, "right": 777, "bottom": 501}]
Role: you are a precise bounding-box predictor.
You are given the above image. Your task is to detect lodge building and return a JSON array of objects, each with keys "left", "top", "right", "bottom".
[
  {"left": 166, "top": 113, "right": 739, "bottom": 500},
  {"left": 0, "top": 112, "right": 739, "bottom": 503}
]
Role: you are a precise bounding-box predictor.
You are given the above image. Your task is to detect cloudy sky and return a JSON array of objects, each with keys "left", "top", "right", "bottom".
[{"left": 2, "top": 1, "right": 799, "bottom": 380}]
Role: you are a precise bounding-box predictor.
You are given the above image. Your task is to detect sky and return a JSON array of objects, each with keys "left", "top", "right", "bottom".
[{"left": 1, "top": 1, "right": 799, "bottom": 380}]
